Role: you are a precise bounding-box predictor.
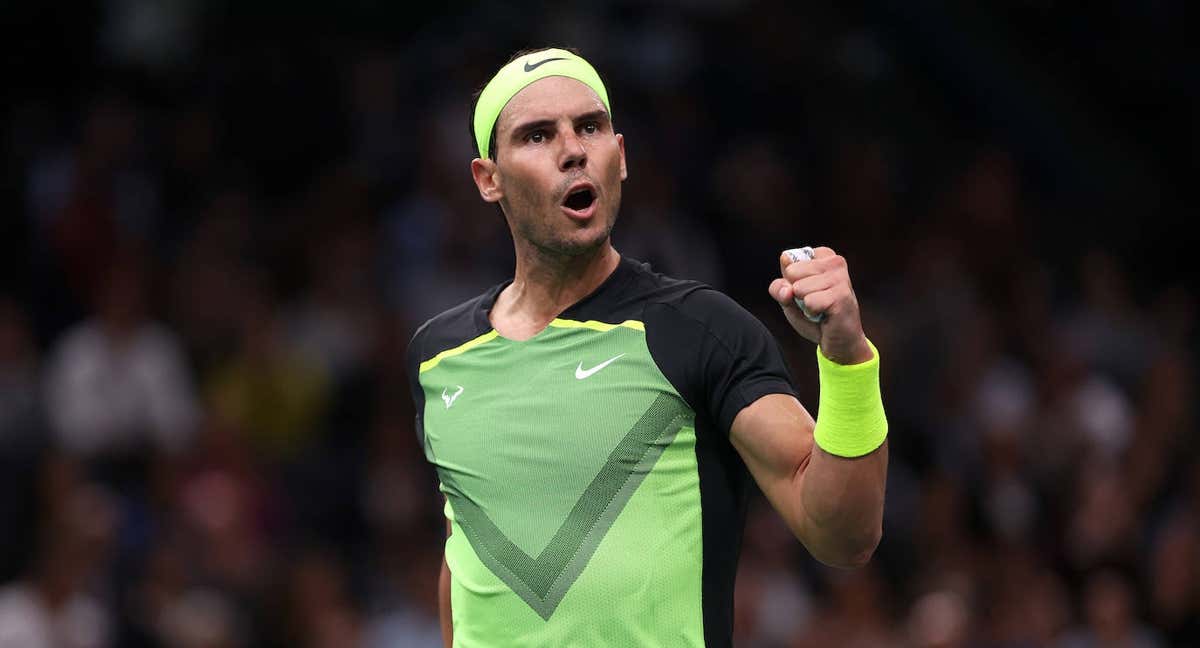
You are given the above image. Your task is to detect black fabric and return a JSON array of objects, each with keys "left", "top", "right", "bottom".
[
  {"left": 641, "top": 287, "right": 798, "bottom": 434},
  {"left": 635, "top": 263, "right": 797, "bottom": 648},
  {"left": 691, "top": 415, "right": 750, "bottom": 648}
]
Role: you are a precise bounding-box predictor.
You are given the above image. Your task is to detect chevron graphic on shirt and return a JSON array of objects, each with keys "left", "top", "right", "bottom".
[{"left": 437, "top": 393, "right": 689, "bottom": 620}]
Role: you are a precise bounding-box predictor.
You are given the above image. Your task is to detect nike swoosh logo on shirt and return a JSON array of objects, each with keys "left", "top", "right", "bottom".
[
  {"left": 524, "top": 57, "right": 567, "bottom": 72},
  {"left": 575, "top": 354, "right": 625, "bottom": 379}
]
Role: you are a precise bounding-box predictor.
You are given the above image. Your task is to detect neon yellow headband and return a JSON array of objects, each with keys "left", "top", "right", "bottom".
[{"left": 473, "top": 48, "right": 611, "bottom": 159}]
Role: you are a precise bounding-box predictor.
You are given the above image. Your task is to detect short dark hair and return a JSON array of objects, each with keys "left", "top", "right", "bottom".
[{"left": 469, "top": 45, "right": 606, "bottom": 162}]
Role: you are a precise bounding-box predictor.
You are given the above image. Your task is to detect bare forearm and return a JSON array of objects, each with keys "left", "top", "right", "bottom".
[{"left": 795, "top": 439, "right": 887, "bottom": 568}]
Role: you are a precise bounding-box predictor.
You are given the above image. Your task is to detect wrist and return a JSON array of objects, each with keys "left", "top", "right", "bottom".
[
  {"left": 813, "top": 338, "right": 888, "bottom": 458},
  {"left": 818, "top": 335, "right": 874, "bottom": 366}
]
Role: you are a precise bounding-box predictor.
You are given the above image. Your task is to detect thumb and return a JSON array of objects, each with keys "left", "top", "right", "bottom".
[{"left": 769, "top": 279, "right": 821, "bottom": 343}]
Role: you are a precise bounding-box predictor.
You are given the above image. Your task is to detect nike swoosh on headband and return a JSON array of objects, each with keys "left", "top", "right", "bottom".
[
  {"left": 475, "top": 49, "right": 611, "bottom": 158},
  {"left": 524, "top": 57, "right": 568, "bottom": 72}
]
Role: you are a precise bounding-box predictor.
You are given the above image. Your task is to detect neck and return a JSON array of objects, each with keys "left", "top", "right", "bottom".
[{"left": 491, "top": 242, "right": 620, "bottom": 339}]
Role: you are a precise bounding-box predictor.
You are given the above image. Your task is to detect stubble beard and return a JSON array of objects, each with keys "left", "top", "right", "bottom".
[{"left": 508, "top": 180, "right": 621, "bottom": 262}]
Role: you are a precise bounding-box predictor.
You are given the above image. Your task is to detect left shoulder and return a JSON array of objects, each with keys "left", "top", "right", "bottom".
[
  {"left": 621, "top": 258, "right": 731, "bottom": 315},
  {"left": 616, "top": 258, "right": 766, "bottom": 339},
  {"left": 650, "top": 285, "right": 765, "bottom": 342}
]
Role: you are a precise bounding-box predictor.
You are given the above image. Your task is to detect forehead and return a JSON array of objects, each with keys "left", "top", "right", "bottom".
[{"left": 494, "top": 76, "right": 608, "bottom": 135}]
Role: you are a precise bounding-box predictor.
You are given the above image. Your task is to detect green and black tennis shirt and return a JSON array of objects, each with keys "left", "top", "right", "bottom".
[{"left": 405, "top": 256, "right": 798, "bottom": 647}]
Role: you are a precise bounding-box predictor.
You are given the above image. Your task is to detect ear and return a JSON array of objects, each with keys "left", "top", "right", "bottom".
[
  {"left": 471, "top": 158, "right": 503, "bottom": 203},
  {"left": 616, "top": 133, "right": 628, "bottom": 181}
]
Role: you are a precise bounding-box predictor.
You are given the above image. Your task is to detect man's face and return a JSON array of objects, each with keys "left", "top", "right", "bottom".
[{"left": 483, "top": 76, "right": 627, "bottom": 258}]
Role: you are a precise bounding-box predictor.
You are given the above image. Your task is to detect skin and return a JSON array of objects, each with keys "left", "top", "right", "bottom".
[
  {"left": 741, "top": 250, "right": 888, "bottom": 568},
  {"left": 441, "top": 66, "right": 886, "bottom": 646},
  {"left": 470, "top": 75, "right": 627, "bottom": 341}
]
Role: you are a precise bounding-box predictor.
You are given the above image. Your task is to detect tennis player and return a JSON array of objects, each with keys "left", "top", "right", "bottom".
[{"left": 405, "top": 47, "right": 888, "bottom": 647}]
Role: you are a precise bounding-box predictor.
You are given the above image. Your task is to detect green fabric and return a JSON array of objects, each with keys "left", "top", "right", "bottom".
[
  {"left": 420, "top": 322, "right": 704, "bottom": 646},
  {"left": 473, "top": 48, "right": 611, "bottom": 159}
]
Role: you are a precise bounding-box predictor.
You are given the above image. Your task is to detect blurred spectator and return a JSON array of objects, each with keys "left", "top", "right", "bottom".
[
  {"left": 1058, "top": 570, "right": 1163, "bottom": 648},
  {"left": 175, "top": 415, "right": 273, "bottom": 598},
  {"left": 734, "top": 503, "right": 815, "bottom": 647},
  {"left": 1148, "top": 512, "right": 1200, "bottom": 645},
  {"left": 981, "top": 549, "right": 1072, "bottom": 647},
  {"left": 381, "top": 157, "right": 511, "bottom": 329},
  {"left": 166, "top": 193, "right": 256, "bottom": 375},
  {"left": 1064, "top": 459, "right": 1137, "bottom": 574},
  {"left": 358, "top": 407, "right": 441, "bottom": 647},
  {"left": 288, "top": 220, "right": 378, "bottom": 385},
  {"left": 282, "top": 549, "right": 363, "bottom": 648},
  {"left": 26, "top": 90, "right": 159, "bottom": 336},
  {"left": 206, "top": 271, "right": 329, "bottom": 464},
  {"left": 361, "top": 411, "right": 433, "bottom": 545},
  {"left": 792, "top": 565, "right": 900, "bottom": 648},
  {"left": 1059, "top": 249, "right": 1158, "bottom": 393},
  {"left": 0, "top": 298, "right": 46, "bottom": 582},
  {"left": 42, "top": 250, "right": 199, "bottom": 460},
  {"left": 906, "top": 588, "right": 970, "bottom": 648},
  {"left": 156, "top": 588, "right": 241, "bottom": 648},
  {"left": 122, "top": 536, "right": 245, "bottom": 648},
  {"left": 0, "top": 297, "right": 42, "bottom": 444},
  {"left": 0, "top": 459, "right": 117, "bottom": 648},
  {"left": 362, "top": 544, "right": 442, "bottom": 648}
]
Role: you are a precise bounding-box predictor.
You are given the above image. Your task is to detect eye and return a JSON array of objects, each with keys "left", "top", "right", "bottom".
[
  {"left": 526, "top": 130, "right": 546, "bottom": 144},
  {"left": 580, "top": 121, "right": 598, "bottom": 135}
]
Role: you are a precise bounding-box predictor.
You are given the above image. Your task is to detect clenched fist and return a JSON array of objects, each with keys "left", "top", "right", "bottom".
[{"left": 769, "top": 246, "right": 874, "bottom": 365}]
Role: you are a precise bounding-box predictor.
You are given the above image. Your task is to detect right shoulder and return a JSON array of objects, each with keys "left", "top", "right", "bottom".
[{"left": 405, "top": 285, "right": 502, "bottom": 372}]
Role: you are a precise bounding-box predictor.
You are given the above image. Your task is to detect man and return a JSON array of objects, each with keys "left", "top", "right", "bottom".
[{"left": 405, "top": 47, "right": 888, "bottom": 647}]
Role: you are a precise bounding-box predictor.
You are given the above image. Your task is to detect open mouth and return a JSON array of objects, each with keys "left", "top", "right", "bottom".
[{"left": 563, "top": 187, "right": 596, "bottom": 212}]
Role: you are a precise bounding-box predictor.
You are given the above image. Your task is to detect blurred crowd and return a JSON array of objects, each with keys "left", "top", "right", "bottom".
[{"left": 1, "top": 2, "right": 1195, "bottom": 647}]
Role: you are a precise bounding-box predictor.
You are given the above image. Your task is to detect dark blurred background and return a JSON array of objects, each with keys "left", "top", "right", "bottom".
[{"left": 0, "top": 1, "right": 1196, "bottom": 647}]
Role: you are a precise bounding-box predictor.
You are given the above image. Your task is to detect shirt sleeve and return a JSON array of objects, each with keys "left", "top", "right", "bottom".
[{"left": 644, "top": 288, "right": 798, "bottom": 435}]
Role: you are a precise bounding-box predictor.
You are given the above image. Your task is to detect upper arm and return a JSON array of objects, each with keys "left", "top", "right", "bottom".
[
  {"left": 644, "top": 286, "right": 813, "bottom": 529},
  {"left": 729, "top": 393, "right": 816, "bottom": 487},
  {"left": 731, "top": 391, "right": 888, "bottom": 565}
]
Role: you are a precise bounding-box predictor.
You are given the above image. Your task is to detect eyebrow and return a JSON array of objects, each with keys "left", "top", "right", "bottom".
[
  {"left": 574, "top": 110, "right": 610, "bottom": 126},
  {"left": 510, "top": 118, "right": 556, "bottom": 142},
  {"left": 509, "top": 110, "right": 612, "bottom": 141}
]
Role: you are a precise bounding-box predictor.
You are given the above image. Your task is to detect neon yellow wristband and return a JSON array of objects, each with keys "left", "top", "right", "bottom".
[{"left": 813, "top": 339, "right": 888, "bottom": 458}]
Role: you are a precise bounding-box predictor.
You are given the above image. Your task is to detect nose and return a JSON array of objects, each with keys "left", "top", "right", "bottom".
[{"left": 559, "top": 128, "right": 587, "bottom": 172}]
